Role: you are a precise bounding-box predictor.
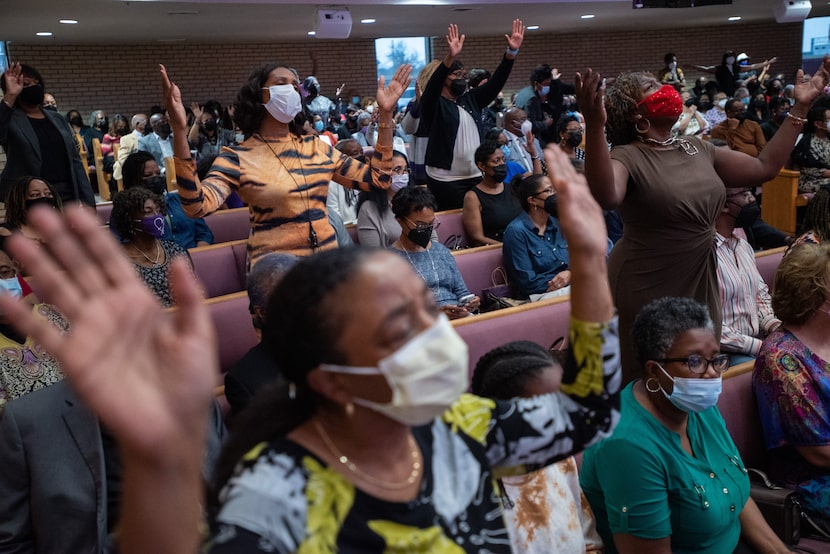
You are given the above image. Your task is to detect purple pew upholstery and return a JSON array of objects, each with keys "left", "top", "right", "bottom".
[
  {"left": 452, "top": 244, "right": 504, "bottom": 300},
  {"left": 754, "top": 246, "right": 786, "bottom": 291},
  {"left": 205, "top": 291, "right": 258, "bottom": 374},
  {"left": 204, "top": 207, "right": 250, "bottom": 244},
  {"left": 189, "top": 240, "right": 247, "bottom": 298},
  {"left": 435, "top": 209, "right": 470, "bottom": 249},
  {"left": 95, "top": 202, "right": 113, "bottom": 224},
  {"left": 453, "top": 296, "right": 571, "bottom": 377}
]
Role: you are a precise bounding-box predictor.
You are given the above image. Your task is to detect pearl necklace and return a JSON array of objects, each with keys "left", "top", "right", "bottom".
[
  {"left": 637, "top": 134, "right": 699, "bottom": 156},
  {"left": 313, "top": 418, "right": 421, "bottom": 490}
]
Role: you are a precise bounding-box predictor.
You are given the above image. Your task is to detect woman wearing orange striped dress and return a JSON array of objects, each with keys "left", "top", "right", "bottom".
[{"left": 161, "top": 63, "right": 412, "bottom": 268}]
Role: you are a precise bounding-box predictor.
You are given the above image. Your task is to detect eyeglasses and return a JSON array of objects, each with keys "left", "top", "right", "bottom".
[
  {"left": 533, "top": 187, "right": 555, "bottom": 198},
  {"left": 0, "top": 267, "right": 17, "bottom": 280},
  {"left": 403, "top": 216, "right": 440, "bottom": 232},
  {"left": 656, "top": 354, "right": 731, "bottom": 374},
  {"left": 391, "top": 167, "right": 410, "bottom": 175}
]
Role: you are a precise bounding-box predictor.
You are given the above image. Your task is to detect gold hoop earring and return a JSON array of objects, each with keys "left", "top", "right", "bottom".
[
  {"left": 645, "top": 378, "right": 661, "bottom": 393},
  {"left": 635, "top": 119, "right": 651, "bottom": 134}
]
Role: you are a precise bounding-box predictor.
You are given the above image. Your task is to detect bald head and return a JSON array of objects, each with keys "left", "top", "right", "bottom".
[{"left": 504, "top": 107, "right": 528, "bottom": 137}]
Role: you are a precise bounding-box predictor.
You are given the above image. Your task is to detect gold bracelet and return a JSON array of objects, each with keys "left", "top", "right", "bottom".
[
  {"left": 786, "top": 112, "right": 807, "bottom": 126},
  {"left": 377, "top": 122, "right": 396, "bottom": 129},
  {"left": 1, "top": 99, "right": 13, "bottom": 109}
]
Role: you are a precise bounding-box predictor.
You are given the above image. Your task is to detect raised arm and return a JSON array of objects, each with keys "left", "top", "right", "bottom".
[
  {"left": 714, "top": 57, "right": 830, "bottom": 186},
  {"left": 575, "top": 69, "right": 629, "bottom": 208},
  {"left": 0, "top": 206, "right": 216, "bottom": 554}
]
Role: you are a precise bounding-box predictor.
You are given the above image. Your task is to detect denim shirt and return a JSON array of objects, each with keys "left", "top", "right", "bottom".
[{"left": 502, "top": 210, "right": 569, "bottom": 298}]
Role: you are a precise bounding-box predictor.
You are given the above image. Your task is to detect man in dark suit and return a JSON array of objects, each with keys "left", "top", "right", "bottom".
[
  {"left": 138, "top": 113, "right": 174, "bottom": 170},
  {"left": 0, "top": 379, "right": 226, "bottom": 552},
  {"left": 0, "top": 63, "right": 95, "bottom": 205},
  {"left": 224, "top": 253, "right": 298, "bottom": 415}
]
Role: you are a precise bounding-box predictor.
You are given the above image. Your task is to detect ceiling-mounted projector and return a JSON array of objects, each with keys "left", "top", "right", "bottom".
[
  {"left": 774, "top": 0, "right": 811, "bottom": 23},
  {"left": 314, "top": 8, "right": 352, "bottom": 39}
]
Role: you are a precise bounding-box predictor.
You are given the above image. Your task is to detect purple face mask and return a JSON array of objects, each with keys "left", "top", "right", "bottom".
[{"left": 135, "top": 214, "right": 165, "bottom": 238}]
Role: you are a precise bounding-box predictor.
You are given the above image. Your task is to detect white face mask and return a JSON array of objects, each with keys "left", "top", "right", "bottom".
[
  {"left": 717, "top": 99, "right": 728, "bottom": 110},
  {"left": 520, "top": 120, "right": 533, "bottom": 136},
  {"left": 366, "top": 105, "right": 375, "bottom": 114},
  {"left": 656, "top": 364, "right": 722, "bottom": 413},
  {"left": 262, "top": 84, "right": 302, "bottom": 124},
  {"left": 320, "top": 314, "right": 469, "bottom": 426},
  {"left": 390, "top": 173, "right": 409, "bottom": 192}
]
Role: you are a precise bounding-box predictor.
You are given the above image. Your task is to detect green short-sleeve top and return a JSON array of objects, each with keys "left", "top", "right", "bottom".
[{"left": 579, "top": 382, "right": 750, "bottom": 554}]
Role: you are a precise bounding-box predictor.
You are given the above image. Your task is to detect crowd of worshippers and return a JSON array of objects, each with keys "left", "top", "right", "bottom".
[{"left": 1, "top": 19, "right": 830, "bottom": 552}]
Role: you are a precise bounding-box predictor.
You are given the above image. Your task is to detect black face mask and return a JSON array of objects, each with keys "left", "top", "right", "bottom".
[
  {"left": 684, "top": 98, "right": 696, "bottom": 108},
  {"left": 157, "top": 123, "right": 172, "bottom": 137},
  {"left": 69, "top": 115, "right": 84, "bottom": 127},
  {"left": 751, "top": 100, "right": 767, "bottom": 110},
  {"left": 18, "top": 83, "right": 44, "bottom": 106},
  {"left": 202, "top": 120, "right": 217, "bottom": 133},
  {"left": 143, "top": 175, "right": 167, "bottom": 195},
  {"left": 407, "top": 227, "right": 432, "bottom": 249},
  {"left": 732, "top": 113, "right": 748, "bottom": 123},
  {"left": 733, "top": 201, "right": 760, "bottom": 228},
  {"left": 492, "top": 163, "right": 508, "bottom": 183},
  {"left": 493, "top": 98, "right": 504, "bottom": 108},
  {"left": 566, "top": 132, "right": 583, "bottom": 148},
  {"left": 450, "top": 79, "right": 467, "bottom": 96},
  {"left": 544, "top": 194, "right": 559, "bottom": 218},
  {"left": 43, "top": 105, "right": 57, "bottom": 112},
  {"left": 25, "top": 196, "right": 57, "bottom": 211},
  {"left": 116, "top": 127, "right": 129, "bottom": 137},
  {"left": 96, "top": 118, "right": 109, "bottom": 131},
  {"left": 699, "top": 102, "right": 712, "bottom": 112}
]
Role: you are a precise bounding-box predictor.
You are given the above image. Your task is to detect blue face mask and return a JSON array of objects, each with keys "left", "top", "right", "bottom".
[
  {"left": 540, "top": 85, "right": 551, "bottom": 96},
  {"left": 0, "top": 276, "right": 22, "bottom": 299},
  {"left": 500, "top": 145, "right": 511, "bottom": 158},
  {"left": 314, "top": 120, "right": 325, "bottom": 132},
  {"left": 741, "top": 97, "right": 750, "bottom": 106},
  {"left": 657, "top": 364, "right": 722, "bottom": 413},
  {"left": 351, "top": 96, "right": 361, "bottom": 105}
]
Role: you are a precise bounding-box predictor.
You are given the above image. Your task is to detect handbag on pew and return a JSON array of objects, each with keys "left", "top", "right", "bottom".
[
  {"left": 480, "top": 267, "right": 527, "bottom": 313},
  {"left": 747, "top": 467, "right": 802, "bottom": 545},
  {"left": 443, "top": 234, "right": 465, "bottom": 251}
]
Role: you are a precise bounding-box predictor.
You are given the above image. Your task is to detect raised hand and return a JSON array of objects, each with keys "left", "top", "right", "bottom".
[
  {"left": 376, "top": 64, "right": 413, "bottom": 112},
  {"left": 160, "top": 64, "right": 188, "bottom": 133},
  {"left": 505, "top": 19, "right": 525, "bottom": 51},
  {"left": 336, "top": 83, "right": 345, "bottom": 98},
  {"left": 2, "top": 62, "right": 24, "bottom": 100},
  {"left": 522, "top": 130, "right": 537, "bottom": 157},
  {"left": 574, "top": 69, "right": 606, "bottom": 127},
  {"left": 0, "top": 206, "right": 216, "bottom": 459},
  {"left": 793, "top": 55, "right": 830, "bottom": 108},
  {"left": 189, "top": 101, "right": 204, "bottom": 121},
  {"left": 446, "top": 24, "right": 465, "bottom": 60}
]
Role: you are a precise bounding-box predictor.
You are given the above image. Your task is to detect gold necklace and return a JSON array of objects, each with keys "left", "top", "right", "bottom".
[
  {"left": 637, "top": 134, "right": 699, "bottom": 156},
  {"left": 313, "top": 417, "right": 421, "bottom": 490},
  {"left": 131, "top": 240, "right": 161, "bottom": 265}
]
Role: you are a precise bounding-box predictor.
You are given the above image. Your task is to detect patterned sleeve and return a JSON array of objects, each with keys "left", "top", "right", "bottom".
[
  {"left": 443, "top": 316, "right": 621, "bottom": 474},
  {"left": 330, "top": 140, "right": 394, "bottom": 192},
  {"left": 174, "top": 148, "right": 239, "bottom": 218}
]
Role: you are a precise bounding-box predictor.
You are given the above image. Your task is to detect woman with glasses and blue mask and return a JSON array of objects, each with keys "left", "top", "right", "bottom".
[
  {"left": 356, "top": 150, "right": 421, "bottom": 248},
  {"left": 391, "top": 185, "right": 479, "bottom": 319},
  {"left": 580, "top": 296, "right": 790, "bottom": 554},
  {"left": 462, "top": 141, "right": 524, "bottom": 247},
  {"left": 160, "top": 62, "right": 411, "bottom": 270}
]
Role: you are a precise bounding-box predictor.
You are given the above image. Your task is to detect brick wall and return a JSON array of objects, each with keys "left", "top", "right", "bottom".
[{"left": 6, "top": 21, "right": 802, "bottom": 121}]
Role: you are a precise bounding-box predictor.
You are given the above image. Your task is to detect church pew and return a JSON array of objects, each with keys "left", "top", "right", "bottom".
[
  {"left": 754, "top": 246, "right": 786, "bottom": 291},
  {"left": 188, "top": 239, "right": 247, "bottom": 298},
  {"left": 204, "top": 207, "right": 250, "bottom": 244},
  {"left": 760, "top": 169, "right": 811, "bottom": 235},
  {"left": 451, "top": 244, "right": 504, "bottom": 300},
  {"left": 205, "top": 291, "right": 258, "bottom": 374},
  {"left": 435, "top": 208, "right": 470, "bottom": 249}
]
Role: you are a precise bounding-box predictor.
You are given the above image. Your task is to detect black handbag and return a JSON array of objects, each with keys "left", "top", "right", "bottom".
[
  {"left": 748, "top": 468, "right": 802, "bottom": 545},
  {"left": 480, "top": 268, "right": 527, "bottom": 312}
]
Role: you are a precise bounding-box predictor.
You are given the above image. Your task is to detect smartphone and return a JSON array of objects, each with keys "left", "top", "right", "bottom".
[{"left": 458, "top": 293, "right": 475, "bottom": 306}]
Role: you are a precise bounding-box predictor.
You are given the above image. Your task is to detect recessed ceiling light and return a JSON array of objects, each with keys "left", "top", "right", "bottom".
[
  {"left": 36, "top": 32, "right": 53, "bottom": 37},
  {"left": 727, "top": 16, "right": 741, "bottom": 21},
  {"left": 527, "top": 25, "right": 540, "bottom": 30},
  {"left": 59, "top": 19, "right": 78, "bottom": 24},
  {"left": 361, "top": 18, "right": 376, "bottom": 24},
  {"left": 308, "top": 31, "right": 316, "bottom": 35},
  {"left": 581, "top": 14, "right": 595, "bottom": 19}
]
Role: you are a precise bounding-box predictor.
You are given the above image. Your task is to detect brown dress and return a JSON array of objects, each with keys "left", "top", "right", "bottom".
[{"left": 609, "top": 137, "right": 725, "bottom": 383}]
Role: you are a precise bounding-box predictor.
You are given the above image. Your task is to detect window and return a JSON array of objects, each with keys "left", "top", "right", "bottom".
[{"left": 375, "top": 37, "right": 430, "bottom": 109}]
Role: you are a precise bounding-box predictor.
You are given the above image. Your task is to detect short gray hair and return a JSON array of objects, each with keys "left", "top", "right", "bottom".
[{"left": 631, "top": 297, "right": 713, "bottom": 371}]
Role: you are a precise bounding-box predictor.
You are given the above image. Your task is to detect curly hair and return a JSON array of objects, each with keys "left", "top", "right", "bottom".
[
  {"left": 471, "top": 340, "right": 557, "bottom": 399},
  {"left": 510, "top": 173, "right": 546, "bottom": 212},
  {"left": 233, "top": 63, "right": 302, "bottom": 139},
  {"left": 211, "top": 247, "right": 382, "bottom": 512},
  {"left": 111, "top": 187, "right": 165, "bottom": 239},
  {"left": 772, "top": 243, "right": 830, "bottom": 326},
  {"left": 3, "top": 176, "right": 62, "bottom": 229},
  {"left": 631, "top": 296, "right": 713, "bottom": 372},
  {"left": 801, "top": 188, "right": 830, "bottom": 242},
  {"left": 604, "top": 72, "right": 652, "bottom": 147},
  {"left": 121, "top": 151, "right": 157, "bottom": 190},
  {"left": 556, "top": 114, "right": 581, "bottom": 136},
  {"left": 391, "top": 183, "right": 437, "bottom": 219}
]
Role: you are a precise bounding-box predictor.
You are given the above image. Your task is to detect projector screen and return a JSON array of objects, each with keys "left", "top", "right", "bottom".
[
  {"left": 0, "top": 43, "right": 8, "bottom": 76},
  {"left": 803, "top": 16, "right": 830, "bottom": 74}
]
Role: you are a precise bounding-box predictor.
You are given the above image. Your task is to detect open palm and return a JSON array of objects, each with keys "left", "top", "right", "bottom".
[{"left": 376, "top": 64, "right": 413, "bottom": 112}]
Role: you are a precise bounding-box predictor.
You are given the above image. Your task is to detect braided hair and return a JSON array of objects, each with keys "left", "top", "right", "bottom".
[
  {"left": 471, "top": 340, "right": 557, "bottom": 399},
  {"left": 801, "top": 187, "right": 830, "bottom": 242}
]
